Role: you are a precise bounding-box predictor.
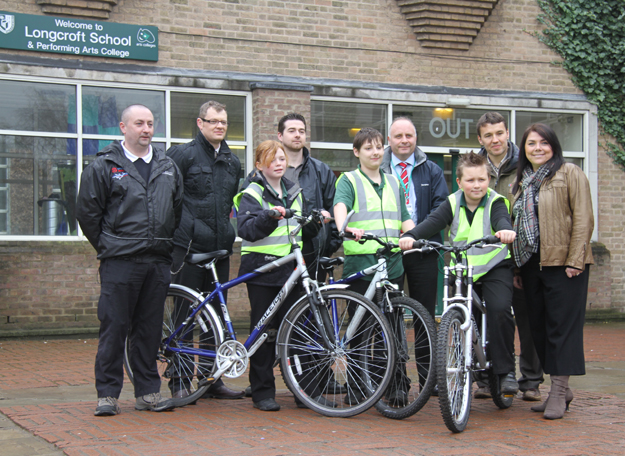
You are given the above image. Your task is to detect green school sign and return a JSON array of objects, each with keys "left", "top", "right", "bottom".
[{"left": 0, "top": 11, "right": 158, "bottom": 61}]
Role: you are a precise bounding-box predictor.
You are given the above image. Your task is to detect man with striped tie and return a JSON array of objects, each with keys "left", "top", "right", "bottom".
[{"left": 381, "top": 117, "right": 448, "bottom": 320}]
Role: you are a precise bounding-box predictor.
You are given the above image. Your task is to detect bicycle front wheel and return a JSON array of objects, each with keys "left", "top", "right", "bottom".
[
  {"left": 277, "top": 290, "right": 396, "bottom": 418},
  {"left": 375, "top": 296, "right": 437, "bottom": 420},
  {"left": 123, "top": 285, "right": 224, "bottom": 407},
  {"left": 436, "top": 309, "right": 472, "bottom": 433}
]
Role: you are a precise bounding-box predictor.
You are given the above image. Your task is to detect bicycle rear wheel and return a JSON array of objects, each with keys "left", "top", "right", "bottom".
[
  {"left": 437, "top": 309, "right": 472, "bottom": 433},
  {"left": 123, "top": 285, "right": 223, "bottom": 407},
  {"left": 375, "top": 296, "right": 437, "bottom": 420},
  {"left": 277, "top": 290, "right": 395, "bottom": 418}
]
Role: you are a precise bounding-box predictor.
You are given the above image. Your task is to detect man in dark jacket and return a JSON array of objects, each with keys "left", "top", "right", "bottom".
[
  {"left": 381, "top": 117, "right": 448, "bottom": 319},
  {"left": 166, "top": 100, "right": 244, "bottom": 400},
  {"left": 77, "top": 104, "right": 183, "bottom": 416},
  {"left": 476, "top": 112, "right": 543, "bottom": 401}
]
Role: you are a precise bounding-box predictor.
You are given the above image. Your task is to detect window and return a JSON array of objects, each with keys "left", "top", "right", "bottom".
[
  {"left": 311, "top": 99, "right": 591, "bottom": 193},
  {"left": 0, "top": 77, "right": 250, "bottom": 238}
]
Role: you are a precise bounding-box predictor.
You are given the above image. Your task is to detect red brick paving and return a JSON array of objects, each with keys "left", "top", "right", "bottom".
[{"left": 1, "top": 324, "right": 624, "bottom": 455}]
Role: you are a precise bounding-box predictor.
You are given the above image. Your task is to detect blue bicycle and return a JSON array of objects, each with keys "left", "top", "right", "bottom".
[{"left": 123, "top": 210, "right": 396, "bottom": 417}]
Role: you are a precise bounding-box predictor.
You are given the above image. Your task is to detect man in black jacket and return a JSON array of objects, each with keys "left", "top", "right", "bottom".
[
  {"left": 277, "top": 113, "right": 341, "bottom": 277},
  {"left": 77, "top": 104, "right": 183, "bottom": 416},
  {"left": 166, "top": 100, "right": 244, "bottom": 400},
  {"left": 381, "top": 117, "right": 449, "bottom": 319}
]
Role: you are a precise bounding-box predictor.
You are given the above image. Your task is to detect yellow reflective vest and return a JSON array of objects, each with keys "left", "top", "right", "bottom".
[
  {"left": 448, "top": 188, "right": 511, "bottom": 280},
  {"left": 341, "top": 170, "right": 402, "bottom": 256},
  {"left": 234, "top": 182, "right": 303, "bottom": 257}
]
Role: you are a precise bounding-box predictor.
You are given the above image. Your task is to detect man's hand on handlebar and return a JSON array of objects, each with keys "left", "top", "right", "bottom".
[
  {"left": 495, "top": 229, "right": 516, "bottom": 244},
  {"left": 320, "top": 210, "right": 332, "bottom": 224},
  {"left": 398, "top": 237, "right": 416, "bottom": 251}
]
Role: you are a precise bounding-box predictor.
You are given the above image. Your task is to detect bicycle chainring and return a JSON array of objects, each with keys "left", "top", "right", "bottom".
[{"left": 216, "top": 340, "right": 248, "bottom": 378}]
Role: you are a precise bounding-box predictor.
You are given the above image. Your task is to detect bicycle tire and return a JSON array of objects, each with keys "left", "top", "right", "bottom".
[
  {"left": 374, "top": 296, "right": 437, "bottom": 420},
  {"left": 277, "top": 289, "right": 396, "bottom": 418},
  {"left": 123, "top": 285, "right": 223, "bottom": 407},
  {"left": 488, "top": 369, "right": 514, "bottom": 409},
  {"left": 437, "top": 309, "right": 473, "bottom": 433}
]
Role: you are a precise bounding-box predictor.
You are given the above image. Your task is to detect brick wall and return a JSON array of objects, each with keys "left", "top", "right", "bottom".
[{"left": 4, "top": 0, "right": 580, "bottom": 94}]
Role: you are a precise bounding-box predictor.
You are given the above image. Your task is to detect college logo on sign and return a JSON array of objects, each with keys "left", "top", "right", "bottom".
[
  {"left": 137, "top": 28, "right": 155, "bottom": 44},
  {"left": 0, "top": 14, "right": 15, "bottom": 34}
]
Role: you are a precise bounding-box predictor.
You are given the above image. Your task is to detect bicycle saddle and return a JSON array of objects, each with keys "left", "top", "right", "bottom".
[
  {"left": 318, "top": 257, "right": 344, "bottom": 270},
  {"left": 185, "top": 250, "right": 230, "bottom": 266}
]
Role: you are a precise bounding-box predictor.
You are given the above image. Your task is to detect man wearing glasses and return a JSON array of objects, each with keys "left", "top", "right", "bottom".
[{"left": 167, "top": 100, "right": 244, "bottom": 400}]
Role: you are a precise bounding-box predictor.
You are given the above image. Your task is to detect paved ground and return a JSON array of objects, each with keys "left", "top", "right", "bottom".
[{"left": 1, "top": 322, "right": 624, "bottom": 455}]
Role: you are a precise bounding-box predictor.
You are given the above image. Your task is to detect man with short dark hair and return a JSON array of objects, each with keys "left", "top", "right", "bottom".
[
  {"left": 277, "top": 113, "right": 341, "bottom": 275},
  {"left": 77, "top": 104, "right": 183, "bottom": 416},
  {"left": 476, "top": 111, "right": 544, "bottom": 401},
  {"left": 166, "top": 100, "right": 244, "bottom": 400}
]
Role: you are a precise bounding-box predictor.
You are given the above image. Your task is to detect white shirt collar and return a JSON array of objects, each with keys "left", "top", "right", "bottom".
[
  {"left": 121, "top": 141, "right": 153, "bottom": 163},
  {"left": 391, "top": 152, "right": 416, "bottom": 168}
]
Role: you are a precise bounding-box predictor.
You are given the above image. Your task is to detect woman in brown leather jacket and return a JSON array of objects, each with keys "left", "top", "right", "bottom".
[{"left": 511, "top": 123, "right": 594, "bottom": 420}]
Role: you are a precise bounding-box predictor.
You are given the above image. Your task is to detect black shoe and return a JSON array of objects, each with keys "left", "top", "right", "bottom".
[
  {"left": 344, "top": 388, "right": 365, "bottom": 405},
  {"left": 203, "top": 384, "right": 245, "bottom": 399},
  {"left": 322, "top": 379, "right": 347, "bottom": 394},
  {"left": 244, "top": 385, "right": 252, "bottom": 397},
  {"left": 500, "top": 372, "right": 520, "bottom": 395},
  {"left": 386, "top": 390, "right": 408, "bottom": 407},
  {"left": 253, "top": 398, "right": 280, "bottom": 411}
]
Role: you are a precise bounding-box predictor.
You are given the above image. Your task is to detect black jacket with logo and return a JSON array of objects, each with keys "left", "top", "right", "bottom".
[
  {"left": 167, "top": 132, "right": 242, "bottom": 254},
  {"left": 77, "top": 141, "right": 183, "bottom": 262}
]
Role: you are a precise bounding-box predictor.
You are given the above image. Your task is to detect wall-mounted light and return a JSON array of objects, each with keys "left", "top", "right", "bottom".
[
  {"left": 433, "top": 107, "right": 454, "bottom": 120},
  {"left": 445, "top": 97, "right": 471, "bottom": 108},
  {"left": 348, "top": 128, "right": 361, "bottom": 137}
]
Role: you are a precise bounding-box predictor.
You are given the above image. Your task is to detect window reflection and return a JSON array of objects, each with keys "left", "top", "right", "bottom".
[
  {"left": 170, "top": 93, "right": 246, "bottom": 141},
  {"left": 515, "top": 112, "right": 583, "bottom": 152},
  {"left": 0, "top": 135, "right": 77, "bottom": 235},
  {"left": 312, "top": 101, "right": 387, "bottom": 143},
  {"left": 0, "top": 81, "right": 75, "bottom": 133}
]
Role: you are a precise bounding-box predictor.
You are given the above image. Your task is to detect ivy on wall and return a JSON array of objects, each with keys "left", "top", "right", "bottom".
[{"left": 536, "top": 0, "right": 625, "bottom": 171}]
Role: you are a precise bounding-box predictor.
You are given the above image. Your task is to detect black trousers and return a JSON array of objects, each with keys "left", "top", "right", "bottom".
[
  {"left": 403, "top": 250, "right": 439, "bottom": 318},
  {"left": 472, "top": 263, "right": 516, "bottom": 376},
  {"left": 95, "top": 258, "right": 170, "bottom": 398},
  {"left": 247, "top": 283, "right": 304, "bottom": 402},
  {"left": 520, "top": 253, "right": 588, "bottom": 376},
  {"left": 171, "top": 245, "right": 230, "bottom": 390},
  {"left": 512, "top": 286, "right": 544, "bottom": 390}
]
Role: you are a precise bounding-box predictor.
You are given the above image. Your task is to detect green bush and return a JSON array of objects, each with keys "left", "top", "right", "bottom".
[{"left": 537, "top": 0, "right": 625, "bottom": 171}]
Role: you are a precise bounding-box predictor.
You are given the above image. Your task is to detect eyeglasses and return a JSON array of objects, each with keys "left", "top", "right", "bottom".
[{"left": 200, "top": 118, "right": 228, "bottom": 126}]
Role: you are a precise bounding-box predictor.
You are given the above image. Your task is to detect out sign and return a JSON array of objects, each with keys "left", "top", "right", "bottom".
[{"left": 429, "top": 117, "right": 474, "bottom": 139}]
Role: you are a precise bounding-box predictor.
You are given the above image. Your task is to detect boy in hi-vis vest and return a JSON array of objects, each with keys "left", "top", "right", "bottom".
[
  {"left": 334, "top": 127, "right": 415, "bottom": 405},
  {"left": 401, "top": 151, "right": 519, "bottom": 395}
]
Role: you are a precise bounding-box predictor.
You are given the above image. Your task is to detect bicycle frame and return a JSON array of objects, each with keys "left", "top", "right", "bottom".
[
  {"left": 163, "top": 212, "right": 349, "bottom": 382},
  {"left": 441, "top": 260, "right": 489, "bottom": 372}
]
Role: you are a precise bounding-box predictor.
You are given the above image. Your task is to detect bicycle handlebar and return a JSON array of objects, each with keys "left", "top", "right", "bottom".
[{"left": 407, "top": 235, "right": 502, "bottom": 255}]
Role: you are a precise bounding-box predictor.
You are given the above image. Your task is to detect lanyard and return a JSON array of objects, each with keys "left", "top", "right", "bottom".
[{"left": 393, "top": 163, "right": 413, "bottom": 200}]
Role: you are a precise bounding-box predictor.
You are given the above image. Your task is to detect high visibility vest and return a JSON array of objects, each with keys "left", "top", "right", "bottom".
[
  {"left": 341, "top": 170, "right": 402, "bottom": 256},
  {"left": 234, "top": 182, "right": 303, "bottom": 257},
  {"left": 449, "top": 188, "right": 511, "bottom": 280}
]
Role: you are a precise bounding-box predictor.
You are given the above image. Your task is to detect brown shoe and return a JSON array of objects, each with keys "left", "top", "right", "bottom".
[
  {"left": 522, "top": 388, "right": 541, "bottom": 402},
  {"left": 474, "top": 386, "right": 491, "bottom": 399},
  {"left": 202, "top": 384, "right": 245, "bottom": 399}
]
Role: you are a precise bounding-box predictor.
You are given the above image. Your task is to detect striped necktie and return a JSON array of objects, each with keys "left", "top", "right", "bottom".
[{"left": 399, "top": 162, "right": 409, "bottom": 204}]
